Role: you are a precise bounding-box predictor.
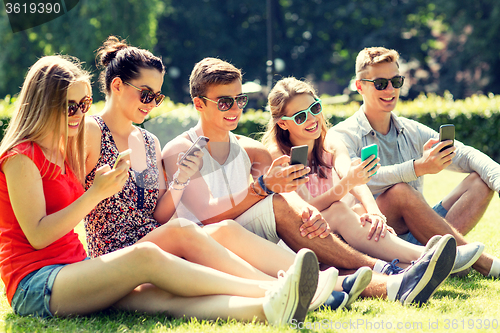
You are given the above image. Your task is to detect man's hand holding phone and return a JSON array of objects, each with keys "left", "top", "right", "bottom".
[{"left": 414, "top": 125, "right": 457, "bottom": 177}]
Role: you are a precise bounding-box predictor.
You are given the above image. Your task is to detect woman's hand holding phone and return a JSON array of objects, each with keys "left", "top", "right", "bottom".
[
  {"left": 346, "top": 156, "right": 380, "bottom": 186},
  {"left": 89, "top": 160, "right": 130, "bottom": 201}
]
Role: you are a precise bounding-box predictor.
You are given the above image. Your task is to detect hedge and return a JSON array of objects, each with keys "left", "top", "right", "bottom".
[{"left": 2, "top": 92, "right": 500, "bottom": 163}]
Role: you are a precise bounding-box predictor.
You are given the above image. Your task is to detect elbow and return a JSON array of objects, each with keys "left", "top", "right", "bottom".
[{"left": 29, "top": 238, "right": 50, "bottom": 250}]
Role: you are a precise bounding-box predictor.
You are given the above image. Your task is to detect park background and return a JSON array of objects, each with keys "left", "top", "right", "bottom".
[{"left": 1, "top": 1, "right": 500, "bottom": 332}]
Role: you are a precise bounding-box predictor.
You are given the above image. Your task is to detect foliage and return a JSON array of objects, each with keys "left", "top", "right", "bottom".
[{"left": 2, "top": 1, "right": 500, "bottom": 104}]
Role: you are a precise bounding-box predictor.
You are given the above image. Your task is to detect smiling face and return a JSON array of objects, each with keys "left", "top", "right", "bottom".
[
  {"left": 356, "top": 61, "right": 401, "bottom": 116},
  {"left": 196, "top": 80, "right": 244, "bottom": 132},
  {"left": 278, "top": 93, "right": 322, "bottom": 146},
  {"left": 120, "top": 67, "right": 164, "bottom": 123},
  {"left": 66, "top": 81, "right": 91, "bottom": 137}
]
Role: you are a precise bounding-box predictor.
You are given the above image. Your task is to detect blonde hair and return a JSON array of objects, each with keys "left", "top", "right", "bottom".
[
  {"left": 262, "top": 77, "right": 332, "bottom": 178},
  {"left": 356, "top": 47, "right": 400, "bottom": 79},
  {"left": 0, "top": 55, "right": 91, "bottom": 183}
]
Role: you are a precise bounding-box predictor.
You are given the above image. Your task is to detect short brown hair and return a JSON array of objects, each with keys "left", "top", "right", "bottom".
[
  {"left": 356, "top": 47, "right": 399, "bottom": 79},
  {"left": 189, "top": 58, "right": 242, "bottom": 99}
]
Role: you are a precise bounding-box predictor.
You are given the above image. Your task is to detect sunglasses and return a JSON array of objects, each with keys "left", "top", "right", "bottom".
[
  {"left": 360, "top": 75, "right": 405, "bottom": 90},
  {"left": 200, "top": 94, "right": 248, "bottom": 112},
  {"left": 281, "top": 99, "right": 322, "bottom": 125},
  {"left": 124, "top": 81, "right": 165, "bottom": 106},
  {"left": 68, "top": 96, "right": 92, "bottom": 117}
]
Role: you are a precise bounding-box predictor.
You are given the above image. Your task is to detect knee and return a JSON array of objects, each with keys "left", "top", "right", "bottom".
[
  {"left": 382, "top": 183, "right": 422, "bottom": 202},
  {"left": 129, "top": 241, "right": 165, "bottom": 264},
  {"left": 468, "top": 172, "right": 493, "bottom": 197},
  {"left": 203, "top": 219, "right": 242, "bottom": 240}
]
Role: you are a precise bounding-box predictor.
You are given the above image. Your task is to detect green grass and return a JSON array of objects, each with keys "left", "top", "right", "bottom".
[{"left": 1, "top": 170, "right": 499, "bottom": 332}]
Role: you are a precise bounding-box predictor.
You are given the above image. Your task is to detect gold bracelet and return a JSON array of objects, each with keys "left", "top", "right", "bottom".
[{"left": 249, "top": 182, "right": 267, "bottom": 197}]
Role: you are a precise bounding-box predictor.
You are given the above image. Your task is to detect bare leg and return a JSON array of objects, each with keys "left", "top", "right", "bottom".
[
  {"left": 139, "top": 218, "right": 274, "bottom": 281},
  {"left": 203, "top": 219, "right": 295, "bottom": 277},
  {"left": 377, "top": 183, "right": 495, "bottom": 276},
  {"left": 322, "top": 201, "right": 422, "bottom": 264},
  {"left": 115, "top": 284, "right": 265, "bottom": 321},
  {"left": 441, "top": 172, "right": 493, "bottom": 235},
  {"left": 272, "top": 192, "right": 378, "bottom": 270},
  {"left": 50, "top": 242, "right": 271, "bottom": 316}
]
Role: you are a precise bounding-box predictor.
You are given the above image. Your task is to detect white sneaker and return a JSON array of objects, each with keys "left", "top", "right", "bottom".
[
  {"left": 263, "top": 249, "right": 318, "bottom": 326},
  {"left": 309, "top": 267, "right": 338, "bottom": 311}
]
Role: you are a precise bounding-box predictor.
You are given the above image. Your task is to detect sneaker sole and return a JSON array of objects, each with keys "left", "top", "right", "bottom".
[
  {"left": 345, "top": 267, "right": 372, "bottom": 309},
  {"left": 404, "top": 234, "right": 456, "bottom": 306},
  {"left": 451, "top": 242, "right": 485, "bottom": 274},
  {"left": 291, "top": 249, "right": 319, "bottom": 323}
]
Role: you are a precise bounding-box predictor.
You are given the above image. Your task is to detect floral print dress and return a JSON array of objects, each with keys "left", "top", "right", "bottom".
[{"left": 84, "top": 116, "right": 161, "bottom": 258}]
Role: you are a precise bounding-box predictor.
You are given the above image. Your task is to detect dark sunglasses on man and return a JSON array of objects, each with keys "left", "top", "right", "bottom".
[
  {"left": 124, "top": 81, "right": 165, "bottom": 106},
  {"left": 67, "top": 96, "right": 92, "bottom": 117},
  {"left": 360, "top": 75, "right": 405, "bottom": 91},
  {"left": 199, "top": 94, "right": 248, "bottom": 112}
]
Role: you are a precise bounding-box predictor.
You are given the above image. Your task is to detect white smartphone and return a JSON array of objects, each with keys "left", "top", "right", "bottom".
[
  {"left": 113, "top": 149, "right": 132, "bottom": 169},
  {"left": 178, "top": 136, "right": 209, "bottom": 166}
]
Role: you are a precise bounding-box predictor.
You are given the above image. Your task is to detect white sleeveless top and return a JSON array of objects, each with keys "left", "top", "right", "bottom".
[{"left": 175, "top": 128, "right": 253, "bottom": 225}]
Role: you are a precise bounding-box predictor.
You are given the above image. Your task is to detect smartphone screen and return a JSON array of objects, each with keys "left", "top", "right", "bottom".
[
  {"left": 290, "top": 145, "right": 308, "bottom": 179},
  {"left": 439, "top": 124, "right": 455, "bottom": 153},
  {"left": 178, "top": 136, "right": 209, "bottom": 165},
  {"left": 361, "top": 144, "right": 378, "bottom": 174}
]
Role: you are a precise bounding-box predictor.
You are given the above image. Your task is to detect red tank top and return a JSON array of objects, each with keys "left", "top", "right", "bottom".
[{"left": 0, "top": 142, "right": 87, "bottom": 304}]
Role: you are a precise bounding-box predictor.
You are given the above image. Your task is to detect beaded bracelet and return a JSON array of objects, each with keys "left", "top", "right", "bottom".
[
  {"left": 257, "top": 175, "right": 275, "bottom": 195},
  {"left": 169, "top": 177, "right": 190, "bottom": 190}
]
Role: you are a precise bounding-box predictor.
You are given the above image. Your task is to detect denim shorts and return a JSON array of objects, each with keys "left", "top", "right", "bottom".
[
  {"left": 11, "top": 264, "right": 67, "bottom": 318},
  {"left": 11, "top": 257, "right": 90, "bottom": 318},
  {"left": 398, "top": 201, "right": 448, "bottom": 246}
]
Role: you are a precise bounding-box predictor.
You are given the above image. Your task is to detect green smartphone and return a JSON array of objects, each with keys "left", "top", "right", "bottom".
[{"left": 361, "top": 143, "right": 378, "bottom": 174}]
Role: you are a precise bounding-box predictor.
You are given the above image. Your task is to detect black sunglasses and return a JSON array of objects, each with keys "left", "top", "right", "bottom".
[
  {"left": 200, "top": 94, "right": 248, "bottom": 111},
  {"left": 124, "top": 82, "right": 165, "bottom": 106},
  {"left": 360, "top": 75, "right": 405, "bottom": 90},
  {"left": 68, "top": 96, "right": 92, "bottom": 117}
]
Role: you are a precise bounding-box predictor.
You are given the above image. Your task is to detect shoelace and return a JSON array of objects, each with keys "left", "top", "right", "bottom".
[
  {"left": 262, "top": 270, "right": 288, "bottom": 298},
  {"left": 385, "top": 259, "right": 404, "bottom": 275}
]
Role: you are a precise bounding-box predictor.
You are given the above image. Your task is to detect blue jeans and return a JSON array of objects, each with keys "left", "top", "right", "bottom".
[{"left": 398, "top": 201, "right": 448, "bottom": 246}]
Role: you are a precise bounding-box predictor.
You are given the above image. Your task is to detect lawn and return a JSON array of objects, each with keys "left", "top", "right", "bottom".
[{"left": 0, "top": 170, "right": 499, "bottom": 332}]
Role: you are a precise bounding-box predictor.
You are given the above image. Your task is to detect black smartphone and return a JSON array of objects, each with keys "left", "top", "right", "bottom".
[
  {"left": 178, "top": 136, "right": 209, "bottom": 165},
  {"left": 361, "top": 143, "right": 378, "bottom": 174},
  {"left": 439, "top": 124, "right": 455, "bottom": 153},
  {"left": 290, "top": 145, "right": 308, "bottom": 179}
]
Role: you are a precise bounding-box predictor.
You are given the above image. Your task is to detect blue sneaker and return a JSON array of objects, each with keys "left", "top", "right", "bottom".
[
  {"left": 381, "top": 259, "right": 405, "bottom": 275},
  {"left": 319, "top": 290, "right": 348, "bottom": 311},
  {"left": 396, "top": 234, "right": 456, "bottom": 306},
  {"left": 342, "top": 266, "right": 372, "bottom": 308}
]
